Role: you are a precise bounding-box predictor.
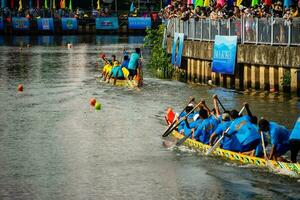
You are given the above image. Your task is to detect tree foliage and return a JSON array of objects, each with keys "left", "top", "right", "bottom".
[{"left": 144, "top": 25, "right": 174, "bottom": 79}]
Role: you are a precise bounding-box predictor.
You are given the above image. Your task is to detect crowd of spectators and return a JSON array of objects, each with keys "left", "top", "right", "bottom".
[
  {"left": 0, "top": 6, "right": 117, "bottom": 20},
  {"left": 159, "top": 0, "right": 300, "bottom": 21}
]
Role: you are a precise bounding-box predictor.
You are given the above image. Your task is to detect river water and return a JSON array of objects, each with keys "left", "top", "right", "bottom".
[{"left": 0, "top": 35, "right": 299, "bottom": 200}]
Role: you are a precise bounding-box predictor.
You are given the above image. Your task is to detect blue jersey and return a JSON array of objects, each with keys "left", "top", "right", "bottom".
[
  {"left": 289, "top": 117, "right": 300, "bottom": 141},
  {"left": 128, "top": 52, "right": 140, "bottom": 70},
  {"left": 182, "top": 118, "right": 203, "bottom": 137},
  {"left": 269, "top": 122, "right": 290, "bottom": 156},
  {"left": 122, "top": 60, "right": 129, "bottom": 68},
  {"left": 194, "top": 118, "right": 215, "bottom": 144},
  {"left": 227, "top": 116, "right": 260, "bottom": 152},
  {"left": 110, "top": 66, "right": 124, "bottom": 78},
  {"left": 214, "top": 121, "right": 232, "bottom": 149},
  {"left": 208, "top": 115, "right": 221, "bottom": 132},
  {"left": 269, "top": 122, "right": 290, "bottom": 145},
  {"left": 178, "top": 112, "right": 195, "bottom": 133}
]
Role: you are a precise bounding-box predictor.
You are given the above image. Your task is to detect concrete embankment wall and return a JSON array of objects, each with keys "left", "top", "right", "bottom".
[{"left": 167, "top": 38, "right": 300, "bottom": 95}]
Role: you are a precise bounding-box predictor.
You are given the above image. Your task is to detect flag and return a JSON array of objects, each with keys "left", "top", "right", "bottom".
[
  {"left": 68, "top": 0, "right": 72, "bottom": 10},
  {"left": 251, "top": 0, "right": 259, "bottom": 6},
  {"left": 60, "top": 0, "right": 65, "bottom": 8},
  {"left": 130, "top": 2, "right": 135, "bottom": 12},
  {"left": 237, "top": 0, "right": 243, "bottom": 6},
  {"left": 11, "top": 0, "right": 14, "bottom": 8},
  {"left": 284, "top": 0, "right": 292, "bottom": 8},
  {"left": 18, "top": 0, "right": 22, "bottom": 10},
  {"left": 53, "top": 0, "right": 56, "bottom": 9},
  {"left": 1, "top": 0, "right": 5, "bottom": 8},
  {"left": 37, "top": 0, "right": 40, "bottom": 8},
  {"left": 97, "top": 0, "right": 100, "bottom": 10},
  {"left": 195, "top": 0, "right": 203, "bottom": 7},
  {"left": 45, "top": 0, "right": 48, "bottom": 9},
  {"left": 204, "top": 0, "right": 210, "bottom": 7}
]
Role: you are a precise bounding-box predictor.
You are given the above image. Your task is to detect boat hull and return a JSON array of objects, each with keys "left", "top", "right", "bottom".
[{"left": 171, "top": 131, "right": 300, "bottom": 176}]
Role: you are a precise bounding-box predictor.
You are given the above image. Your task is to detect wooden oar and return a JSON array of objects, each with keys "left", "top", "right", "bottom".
[
  {"left": 176, "top": 125, "right": 199, "bottom": 146},
  {"left": 260, "top": 131, "right": 268, "bottom": 160},
  {"left": 217, "top": 98, "right": 227, "bottom": 112},
  {"left": 205, "top": 106, "right": 245, "bottom": 156},
  {"left": 162, "top": 99, "right": 200, "bottom": 138}
]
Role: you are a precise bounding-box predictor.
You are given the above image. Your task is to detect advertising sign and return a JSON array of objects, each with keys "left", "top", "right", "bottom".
[
  {"left": 12, "top": 17, "right": 30, "bottom": 30},
  {"left": 171, "top": 32, "right": 184, "bottom": 67},
  {"left": 96, "top": 17, "right": 119, "bottom": 30},
  {"left": 128, "top": 17, "right": 151, "bottom": 30},
  {"left": 61, "top": 18, "right": 78, "bottom": 31},
  {"left": 212, "top": 35, "right": 238, "bottom": 75},
  {"left": 37, "top": 18, "right": 54, "bottom": 31}
]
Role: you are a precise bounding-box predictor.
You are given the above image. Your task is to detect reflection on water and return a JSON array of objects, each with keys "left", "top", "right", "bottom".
[
  {"left": 0, "top": 36, "right": 299, "bottom": 200},
  {"left": 0, "top": 35, "right": 146, "bottom": 47}
]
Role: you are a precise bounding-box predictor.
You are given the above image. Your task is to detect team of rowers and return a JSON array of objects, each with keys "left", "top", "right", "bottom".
[
  {"left": 100, "top": 47, "right": 142, "bottom": 85},
  {"left": 166, "top": 95, "right": 300, "bottom": 163}
]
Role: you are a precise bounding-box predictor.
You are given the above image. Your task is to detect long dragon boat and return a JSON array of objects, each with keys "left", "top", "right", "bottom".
[
  {"left": 169, "top": 130, "right": 300, "bottom": 177},
  {"left": 97, "top": 76, "right": 139, "bottom": 88}
]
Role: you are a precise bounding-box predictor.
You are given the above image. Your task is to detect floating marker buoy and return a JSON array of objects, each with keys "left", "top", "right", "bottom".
[
  {"left": 90, "top": 98, "right": 96, "bottom": 106},
  {"left": 208, "top": 80, "right": 213, "bottom": 85},
  {"left": 67, "top": 43, "right": 73, "bottom": 49},
  {"left": 18, "top": 84, "right": 23, "bottom": 92},
  {"left": 95, "top": 102, "right": 101, "bottom": 110},
  {"left": 27, "top": 44, "right": 31, "bottom": 48}
]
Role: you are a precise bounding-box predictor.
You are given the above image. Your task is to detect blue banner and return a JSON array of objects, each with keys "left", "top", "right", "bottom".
[
  {"left": 96, "top": 17, "right": 119, "bottom": 30},
  {"left": 212, "top": 35, "right": 238, "bottom": 75},
  {"left": 12, "top": 17, "right": 30, "bottom": 30},
  {"left": 37, "top": 36, "right": 54, "bottom": 45},
  {"left": 0, "top": 17, "right": 3, "bottom": 30},
  {"left": 171, "top": 32, "right": 184, "bottom": 67},
  {"left": 128, "top": 17, "right": 151, "bottom": 29},
  {"left": 61, "top": 18, "right": 78, "bottom": 31},
  {"left": 37, "top": 18, "right": 54, "bottom": 31}
]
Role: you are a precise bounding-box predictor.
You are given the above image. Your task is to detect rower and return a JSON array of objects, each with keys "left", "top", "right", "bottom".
[
  {"left": 127, "top": 48, "right": 141, "bottom": 80},
  {"left": 209, "top": 113, "right": 232, "bottom": 149},
  {"left": 258, "top": 119, "right": 291, "bottom": 161},
  {"left": 109, "top": 61, "right": 124, "bottom": 78},
  {"left": 192, "top": 108, "right": 216, "bottom": 144},
  {"left": 178, "top": 103, "right": 197, "bottom": 134},
  {"left": 225, "top": 103, "right": 261, "bottom": 153},
  {"left": 289, "top": 116, "right": 300, "bottom": 163}
]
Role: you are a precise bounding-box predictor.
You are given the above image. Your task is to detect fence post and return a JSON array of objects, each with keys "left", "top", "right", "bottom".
[
  {"left": 228, "top": 19, "right": 231, "bottom": 36},
  {"left": 209, "top": 18, "right": 211, "bottom": 41},
  {"left": 255, "top": 17, "right": 258, "bottom": 45},
  {"left": 271, "top": 16, "right": 274, "bottom": 45},
  {"left": 288, "top": 20, "right": 291, "bottom": 46},
  {"left": 201, "top": 19, "right": 203, "bottom": 41},
  {"left": 241, "top": 17, "right": 244, "bottom": 44}
]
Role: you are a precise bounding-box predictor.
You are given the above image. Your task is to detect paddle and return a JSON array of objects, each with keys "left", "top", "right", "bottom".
[
  {"left": 205, "top": 106, "right": 246, "bottom": 156},
  {"left": 216, "top": 98, "right": 227, "bottom": 112},
  {"left": 260, "top": 131, "right": 268, "bottom": 160},
  {"left": 176, "top": 125, "right": 198, "bottom": 146},
  {"left": 162, "top": 99, "right": 200, "bottom": 138}
]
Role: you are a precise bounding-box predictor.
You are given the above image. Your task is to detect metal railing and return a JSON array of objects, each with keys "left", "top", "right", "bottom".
[{"left": 166, "top": 17, "right": 300, "bottom": 46}]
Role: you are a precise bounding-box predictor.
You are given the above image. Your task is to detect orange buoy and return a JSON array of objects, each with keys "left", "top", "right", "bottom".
[
  {"left": 18, "top": 84, "right": 23, "bottom": 92},
  {"left": 90, "top": 98, "right": 96, "bottom": 106}
]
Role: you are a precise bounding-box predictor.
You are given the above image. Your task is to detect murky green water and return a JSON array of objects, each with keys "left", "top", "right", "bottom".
[{"left": 0, "top": 35, "right": 299, "bottom": 200}]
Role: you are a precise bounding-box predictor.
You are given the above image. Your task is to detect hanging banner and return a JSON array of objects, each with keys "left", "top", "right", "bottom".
[
  {"left": 171, "top": 32, "right": 184, "bottom": 67},
  {"left": 0, "top": 17, "right": 4, "bottom": 30},
  {"left": 96, "top": 17, "right": 119, "bottom": 30},
  {"left": 37, "top": 18, "right": 54, "bottom": 31},
  {"left": 128, "top": 17, "right": 151, "bottom": 30},
  {"left": 12, "top": 17, "right": 30, "bottom": 30},
  {"left": 212, "top": 35, "right": 238, "bottom": 75},
  {"left": 61, "top": 18, "right": 77, "bottom": 31}
]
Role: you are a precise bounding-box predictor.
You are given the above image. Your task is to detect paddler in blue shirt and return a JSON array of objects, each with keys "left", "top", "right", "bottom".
[
  {"left": 127, "top": 48, "right": 141, "bottom": 80},
  {"left": 209, "top": 113, "right": 232, "bottom": 149},
  {"left": 258, "top": 119, "right": 291, "bottom": 161},
  {"left": 192, "top": 108, "right": 216, "bottom": 144},
  {"left": 226, "top": 103, "right": 261, "bottom": 153},
  {"left": 289, "top": 116, "right": 300, "bottom": 163}
]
